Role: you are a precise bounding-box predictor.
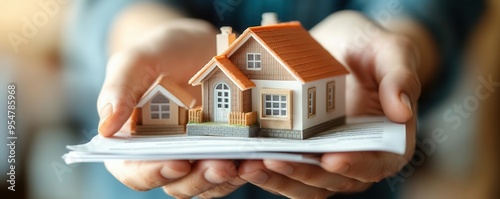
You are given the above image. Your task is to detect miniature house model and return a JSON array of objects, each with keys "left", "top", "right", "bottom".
[
  {"left": 131, "top": 74, "right": 196, "bottom": 135},
  {"left": 187, "top": 13, "right": 349, "bottom": 139}
]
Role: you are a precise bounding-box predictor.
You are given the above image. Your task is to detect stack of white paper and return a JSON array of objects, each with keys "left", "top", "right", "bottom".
[{"left": 63, "top": 117, "right": 406, "bottom": 165}]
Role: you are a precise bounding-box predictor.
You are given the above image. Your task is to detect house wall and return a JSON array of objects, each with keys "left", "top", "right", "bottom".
[
  {"left": 301, "top": 75, "right": 346, "bottom": 129},
  {"left": 202, "top": 67, "right": 243, "bottom": 122},
  {"left": 178, "top": 107, "right": 188, "bottom": 125},
  {"left": 251, "top": 80, "right": 303, "bottom": 130},
  {"left": 242, "top": 89, "right": 252, "bottom": 112},
  {"left": 142, "top": 96, "right": 180, "bottom": 125},
  {"left": 130, "top": 107, "right": 142, "bottom": 131},
  {"left": 229, "top": 37, "right": 295, "bottom": 81}
]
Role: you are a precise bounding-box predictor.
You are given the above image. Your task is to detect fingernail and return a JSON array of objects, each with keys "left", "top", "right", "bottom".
[
  {"left": 400, "top": 93, "right": 413, "bottom": 114},
  {"left": 204, "top": 168, "right": 229, "bottom": 184},
  {"left": 161, "top": 165, "right": 187, "bottom": 179},
  {"left": 244, "top": 170, "right": 268, "bottom": 184},
  {"left": 98, "top": 103, "right": 113, "bottom": 133}
]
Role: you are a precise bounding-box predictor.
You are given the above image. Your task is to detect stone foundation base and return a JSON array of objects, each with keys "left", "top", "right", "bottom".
[
  {"left": 259, "top": 116, "right": 346, "bottom": 139},
  {"left": 186, "top": 116, "right": 345, "bottom": 139},
  {"left": 133, "top": 125, "right": 185, "bottom": 135},
  {"left": 187, "top": 123, "right": 259, "bottom": 137}
]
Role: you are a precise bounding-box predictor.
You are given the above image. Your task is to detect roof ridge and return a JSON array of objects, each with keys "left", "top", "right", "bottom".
[{"left": 248, "top": 21, "right": 302, "bottom": 32}]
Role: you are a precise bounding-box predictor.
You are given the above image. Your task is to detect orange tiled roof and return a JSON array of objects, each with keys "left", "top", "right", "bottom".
[
  {"left": 191, "top": 21, "right": 348, "bottom": 87},
  {"left": 139, "top": 74, "right": 196, "bottom": 108},
  {"left": 225, "top": 22, "right": 349, "bottom": 83},
  {"left": 189, "top": 56, "right": 255, "bottom": 91},
  {"left": 213, "top": 56, "right": 256, "bottom": 90}
]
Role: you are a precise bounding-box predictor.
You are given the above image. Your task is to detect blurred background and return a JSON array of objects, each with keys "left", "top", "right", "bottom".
[{"left": 0, "top": 0, "right": 498, "bottom": 198}]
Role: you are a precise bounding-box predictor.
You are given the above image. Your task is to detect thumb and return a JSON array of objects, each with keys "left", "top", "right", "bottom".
[
  {"left": 97, "top": 50, "right": 158, "bottom": 137},
  {"left": 378, "top": 69, "right": 421, "bottom": 123},
  {"left": 374, "top": 35, "right": 421, "bottom": 123}
]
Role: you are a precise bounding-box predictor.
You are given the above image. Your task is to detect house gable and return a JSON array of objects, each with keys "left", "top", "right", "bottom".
[
  {"left": 228, "top": 36, "right": 295, "bottom": 81},
  {"left": 190, "top": 56, "right": 256, "bottom": 91},
  {"left": 136, "top": 85, "right": 192, "bottom": 109},
  {"left": 141, "top": 93, "right": 180, "bottom": 126},
  {"left": 202, "top": 67, "right": 247, "bottom": 121},
  {"left": 138, "top": 74, "right": 196, "bottom": 109}
]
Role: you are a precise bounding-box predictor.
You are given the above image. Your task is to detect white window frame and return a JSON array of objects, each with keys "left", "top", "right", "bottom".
[
  {"left": 260, "top": 88, "right": 292, "bottom": 120},
  {"left": 260, "top": 88, "right": 293, "bottom": 130},
  {"left": 326, "top": 81, "right": 335, "bottom": 112},
  {"left": 307, "top": 87, "right": 316, "bottom": 117},
  {"left": 150, "top": 93, "right": 170, "bottom": 119},
  {"left": 263, "top": 94, "right": 288, "bottom": 117},
  {"left": 246, "top": 53, "right": 262, "bottom": 70}
]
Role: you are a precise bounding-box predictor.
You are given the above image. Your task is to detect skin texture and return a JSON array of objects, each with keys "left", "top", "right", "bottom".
[{"left": 97, "top": 2, "right": 435, "bottom": 198}]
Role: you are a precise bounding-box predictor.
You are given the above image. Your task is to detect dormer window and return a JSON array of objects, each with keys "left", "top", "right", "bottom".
[{"left": 247, "top": 53, "right": 261, "bottom": 70}]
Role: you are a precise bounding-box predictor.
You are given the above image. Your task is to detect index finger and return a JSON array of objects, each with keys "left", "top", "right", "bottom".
[{"left": 97, "top": 50, "right": 159, "bottom": 137}]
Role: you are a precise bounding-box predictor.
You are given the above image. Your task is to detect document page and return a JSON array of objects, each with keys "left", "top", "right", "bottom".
[{"left": 63, "top": 117, "right": 405, "bottom": 165}]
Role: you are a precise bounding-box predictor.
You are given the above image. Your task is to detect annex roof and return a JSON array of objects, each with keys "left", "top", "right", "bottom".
[
  {"left": 137, "top": 74, "right": 196, "bottom": 109},
  {"left": 189, "top": 55, "right": 255, "bottom": 91}
]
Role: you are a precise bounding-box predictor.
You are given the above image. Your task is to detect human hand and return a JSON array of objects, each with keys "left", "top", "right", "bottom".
[
  {"left": 105, "top": 160, "right": 246, "bottom": 198},
  {"left": 97, "top": 17, "right": 247, "bottom": 197},
  {"left": 238, "top": 11, "right": 421, "bottom": 198}
]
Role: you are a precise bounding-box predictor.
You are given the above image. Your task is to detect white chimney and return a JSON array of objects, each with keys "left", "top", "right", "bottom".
[
  {"left": 261, "top": 12, "right": 279, "bottom": 26},
  {"left": 216, "top": 26, "right": 236, "bottom": 55}
]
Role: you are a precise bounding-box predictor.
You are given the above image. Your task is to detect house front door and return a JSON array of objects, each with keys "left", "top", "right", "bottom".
[{"left": 214, "top": 83, "right": 230, "bottom": 122}]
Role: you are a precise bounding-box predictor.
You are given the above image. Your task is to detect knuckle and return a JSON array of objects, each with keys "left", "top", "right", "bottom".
[
  {"left": 379, "top": 33, "right": 418, "bottom": 62},
  {"left": 163, "top": 186, "right": 190, "bottom": 199},
  {"left": 114, "top": 162, "right": 145, "bottom": 191},
  {"left": 396, "top": 155, "right": 410, "bottom": 172},
  {"left": 198, "top": 192, "right": 217, "bottom": 199},
  {"left": 329, "top": 178, "right": 357, "bottom": 192},
  {"left": 143, "top": 173, "right": 161, "bottom": 189},
  {"left": 340, "top": 181, "right": 356, "bottom": 191},
  {"left": 367, "top": 174, "right": 385, "bottom": 183},
  {"left": 354, "top": 183, "right": 372, "bottom": 193},
  {"left": 368, "top": 167, "right": 390, "bottom": 182},
  {"left": 303, "top": 192, "right": 325, "bottom": 199},
  {"left": 107, "top": 52, "right": 123, "bottom": 70},
  {"left": 384, "top": 34, "right": 413, "bottom": 50},
  {"left": 300, "top": 170, "right": 316, "bottom": 183},
  {"left": 409, "top": 73, "right": 422, "bottom": 97},
  {"left": 197, "top": 194, "right": 212, "bottom": 199},
  {"left": 271, "top": 180, "right": 290, "bottom": 193},
  {"left": 108, "top": 49, "right": 144, "bottom": 70},
  {"left": 397, "top": 69, "right": 421, "bottom": 97},
  {"left": 121, "top": 175, "right": 148, "bottom": 191},
  {"left": 345, "top": 183, "right": 372, "bottom": 193},
  {"left": 191, "top": 179, "right": 211, "bottom": 192},
  {"left": 367, "top": 160, "right": 401, "bottom": 182},
  {"left": 198, "top": 185, "right": 233, "bottom": 199},
  {"left": 118, "top": 85, "right": 140, "bottom": 107},
  {"left": 117, "top": 161, "right": 165, "bottom": 191},
  {"left": 312, "top": 191, "right": 331, "bottom": 199},
  {"left": 321, "top": 156, "right": 349, "bottom": 174}
]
